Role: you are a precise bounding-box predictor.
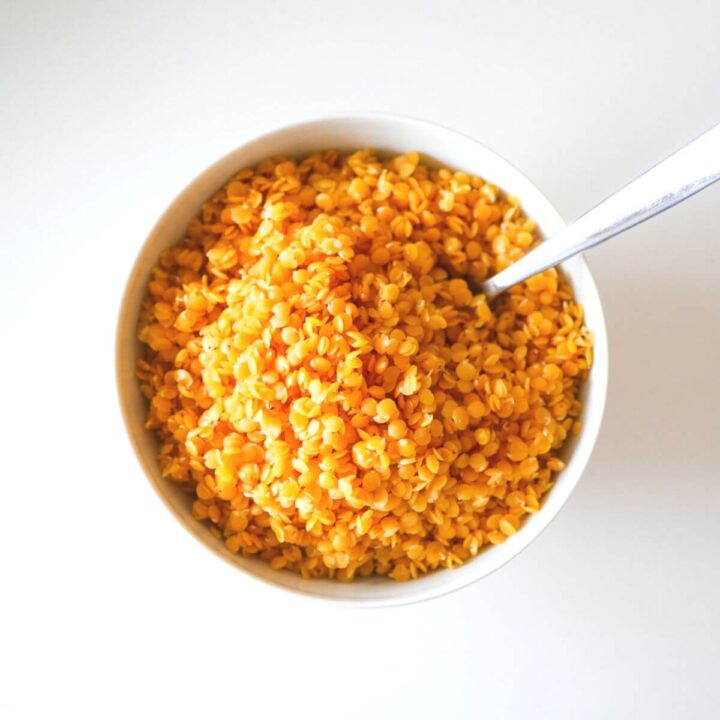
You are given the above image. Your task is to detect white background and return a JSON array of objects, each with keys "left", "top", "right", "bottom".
[{"left": 2, "top": 1, "right": 720, "bottom": 718}]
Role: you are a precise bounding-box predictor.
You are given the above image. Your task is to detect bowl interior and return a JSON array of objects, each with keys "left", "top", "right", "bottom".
[{"left": 117, "top": 116, "right": 608, "bottom": 607}]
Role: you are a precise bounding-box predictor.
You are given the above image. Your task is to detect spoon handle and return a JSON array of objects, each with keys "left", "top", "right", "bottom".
[{"left": 480, "top": 122, "right": 720, "bottom": 300}]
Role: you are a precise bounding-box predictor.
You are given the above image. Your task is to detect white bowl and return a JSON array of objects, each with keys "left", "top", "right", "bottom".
[{"left": 116, "top": 115, "right": 608, "bottom": 607}]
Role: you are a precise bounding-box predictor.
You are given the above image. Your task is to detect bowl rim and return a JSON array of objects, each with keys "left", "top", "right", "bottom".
[{"left": 116, "top": 112, "right": 608, "bottom": 607}]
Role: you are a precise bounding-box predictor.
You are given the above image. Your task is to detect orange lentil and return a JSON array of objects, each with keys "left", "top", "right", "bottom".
[
  {"left": 375, "top": 398, "right": 398, "bottom": 422},
  {"left": 137, "top": 149, "right": 593, "bottom": 582},
  {"left": 456, "top": 360, "right": 477, "bottom": 381},
  {"left": 387, "top": 418, "right": 408, "bottom": 439}
]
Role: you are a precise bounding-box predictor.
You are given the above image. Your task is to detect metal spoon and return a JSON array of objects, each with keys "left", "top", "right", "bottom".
[{"left": 479, "top": 122, "right": 720, "bottom": 301}]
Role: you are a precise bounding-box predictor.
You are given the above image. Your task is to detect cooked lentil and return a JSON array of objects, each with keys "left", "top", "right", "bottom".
[{"left": 136, "top": 149, "right": 593, "bottom": 581}]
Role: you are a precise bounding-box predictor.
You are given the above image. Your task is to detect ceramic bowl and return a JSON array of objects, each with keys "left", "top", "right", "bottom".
[{"left": 116, "top": 115, "right": 608, "bottom": 607}]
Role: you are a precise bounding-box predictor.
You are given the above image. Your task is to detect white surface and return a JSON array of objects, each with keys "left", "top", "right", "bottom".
[
  {"left": 1, "top": 0, "right": 719, "bottom": 717},
  {"left": 117, "top": 115, "right": 608, "bottom": 606}
]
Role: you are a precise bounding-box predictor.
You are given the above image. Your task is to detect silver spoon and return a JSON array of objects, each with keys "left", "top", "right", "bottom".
[{"left": 479, "top": 122, "right": 720, "bottom": 300}]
